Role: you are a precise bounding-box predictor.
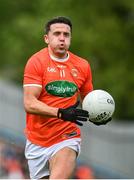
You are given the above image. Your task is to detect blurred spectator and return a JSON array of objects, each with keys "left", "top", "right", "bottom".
[
  {"left": 0, "top": 140, "right": 29, "bottom": 179},
  {"left": 2, "top": 158, "right": 24, "bottom": 179},
  {"left": 73, "top": 164, "right": 95, "bottom": 179}
]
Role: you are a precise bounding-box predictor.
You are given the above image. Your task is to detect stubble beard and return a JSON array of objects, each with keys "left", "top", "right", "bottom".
[{"left": 55, "top": 47, "right": 68, "bottom": 58}]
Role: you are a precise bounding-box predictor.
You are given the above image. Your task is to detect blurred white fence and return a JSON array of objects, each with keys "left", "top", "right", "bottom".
[
  {"left": 0, "top": 80, "right": 134, "bottom": 178},
  {"left": 0, "top": 80, "right": 25, "bottom": 146},
  {"left": 81, "top": 121, "right": 134, "bottom": 178}
]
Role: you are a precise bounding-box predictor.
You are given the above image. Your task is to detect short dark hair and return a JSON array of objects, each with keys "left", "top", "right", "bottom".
[{"left": 45, "top": 16, "right": 72, "bottom": 34}]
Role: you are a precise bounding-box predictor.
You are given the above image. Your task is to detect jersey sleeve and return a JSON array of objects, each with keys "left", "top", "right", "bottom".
[
  {"left": 23, "top": 56, "right": 43, "bottom": 87},
  {"left": 79, "top": 63, "right": 93, "bottom": 99}
]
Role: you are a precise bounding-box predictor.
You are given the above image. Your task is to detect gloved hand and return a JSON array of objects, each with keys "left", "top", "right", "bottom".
[
  {"left": 90, "top": 117, "right": 112, "bottom": 126},
  {"left": 57, "top": 101, "right": 89, "bottom": 126}
]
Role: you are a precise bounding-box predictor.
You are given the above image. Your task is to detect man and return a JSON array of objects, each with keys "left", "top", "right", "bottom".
[{"left": 23, "top": 16, "right": 93, "bottom": 179}]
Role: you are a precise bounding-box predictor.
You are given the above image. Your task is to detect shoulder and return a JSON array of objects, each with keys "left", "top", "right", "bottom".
[
  {"left": 33, "top": 47, "right": 48, "bottom": 57},
  {"left": 68, "top": 51, "right": 92, "bottom": 79},
  {"left": 24, "top": 48, "right": 48, "bottom": 72},
  {"left": 69, "top": 51, "right": 91, "bottom": 68},
  {"left": 29, "top": 47, "right": 48, "bottom": 61},
  {"left": 26, "top": 48, "right": 48, "bottom": 66}
]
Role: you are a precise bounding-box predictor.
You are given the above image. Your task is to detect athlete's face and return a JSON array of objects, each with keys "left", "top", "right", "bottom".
[{"left": 44, "top": 23, "right": 71, "bottom": 58}]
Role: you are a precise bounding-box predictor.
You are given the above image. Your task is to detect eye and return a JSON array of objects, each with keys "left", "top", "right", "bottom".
[
  {"left": 64, "top": 32, "right": 70, "bottom": 37},
  {"left": 53, "top": 31, "right": 60, "bottom": 36}
]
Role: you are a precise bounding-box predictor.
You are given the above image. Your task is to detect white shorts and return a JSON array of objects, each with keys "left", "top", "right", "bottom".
[{"left": 25, "top": 138, "right": 81, "bottom": 179}]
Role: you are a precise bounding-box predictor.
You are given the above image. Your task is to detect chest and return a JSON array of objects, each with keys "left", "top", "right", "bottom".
[{"left": 43, "top": 60, "right": 85, "bottom": 88}]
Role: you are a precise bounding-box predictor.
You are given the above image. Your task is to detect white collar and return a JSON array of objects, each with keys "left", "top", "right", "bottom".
[{"left": 49, "top": 53, "right": 69, "bottom": 62}]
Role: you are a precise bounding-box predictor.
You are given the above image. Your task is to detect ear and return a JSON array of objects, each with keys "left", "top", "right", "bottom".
[{"left": 44, "top": 35, "right": 49, "bottom": 44}]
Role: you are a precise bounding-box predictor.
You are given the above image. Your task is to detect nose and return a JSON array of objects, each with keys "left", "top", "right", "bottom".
[{"left": 59, "top": 33, "right": 65, "bottom": 41}]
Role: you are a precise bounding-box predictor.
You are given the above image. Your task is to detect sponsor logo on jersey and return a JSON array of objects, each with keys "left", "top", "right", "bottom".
[
  {"left": 45, "top": 80, "right": 78, "bottom": 97},
  {"left": 47, "top": 67, "right": 56, "bottom": 72}
]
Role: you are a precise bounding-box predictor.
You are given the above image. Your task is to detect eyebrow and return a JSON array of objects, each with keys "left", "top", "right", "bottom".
[{"left": 52, "top": 31, "right": 70, "bottom": 35}]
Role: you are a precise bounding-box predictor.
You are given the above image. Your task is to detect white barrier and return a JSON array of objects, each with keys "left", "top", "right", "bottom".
[
  {"left": 0, "top": 80, "right": 25, "bottom": 145},
  {"left": 81, "top": 121, "right": 134, "bottom": 178}
]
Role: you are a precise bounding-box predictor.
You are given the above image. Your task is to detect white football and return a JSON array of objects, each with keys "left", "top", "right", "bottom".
[{"left": 82, "top": 90, "right": 115, "bottom": 123}]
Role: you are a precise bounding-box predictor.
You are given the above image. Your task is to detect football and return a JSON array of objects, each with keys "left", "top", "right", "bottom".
[{"left": 82, "top": 90, "right": 115, "bottom": 123}]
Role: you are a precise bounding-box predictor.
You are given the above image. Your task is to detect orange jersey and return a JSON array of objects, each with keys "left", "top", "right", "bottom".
[{"left": 23, "top": 48, "right": 93, "bottom": 147}]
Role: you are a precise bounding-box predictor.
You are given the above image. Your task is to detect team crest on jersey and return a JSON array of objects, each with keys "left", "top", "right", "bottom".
[
  {"left": 71, "top": 68, "right": 78, "bottom": 77},
  {"left": 45, "top": 80, "right": 78, "bottom": 97}
]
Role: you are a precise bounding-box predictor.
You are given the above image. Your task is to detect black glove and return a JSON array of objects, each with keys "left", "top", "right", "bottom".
[
  {"left": 90, "top": 117, "right": 112, "bottom": 126},
  {"left": 57, "top": 101, "right": 89, "bottom": 126}
]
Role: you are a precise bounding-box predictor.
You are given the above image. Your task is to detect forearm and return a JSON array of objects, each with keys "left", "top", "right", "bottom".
[{"left": 24, "top": 97, "right": 58, "bottom": 117}]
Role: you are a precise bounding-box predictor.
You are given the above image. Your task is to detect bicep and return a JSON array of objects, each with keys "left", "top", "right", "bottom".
[
  {"left": 23, "top": 86, "right": 42, "bottom": 108},
  {"left": 23, "top": 86, "right": 58, "bottom": 116}
]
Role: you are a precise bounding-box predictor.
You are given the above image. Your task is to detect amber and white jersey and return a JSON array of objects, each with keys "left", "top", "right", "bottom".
[{"left": 23, "top": 48, "right": 93, "bottom": 147}]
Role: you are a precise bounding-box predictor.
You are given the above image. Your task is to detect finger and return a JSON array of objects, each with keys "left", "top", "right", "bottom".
[
  {"left": 108, "top": 117, "right": 112, "bottom": 121},
  {"left": 75, "top": 121, "right": 83, "bottom": 126},
  {"left": 76, "top": 109, "right": 89, "bottom": 117},
  {"left": 91, "top": 117, "right": 112, "bottom": 125},
  {"left": 92, "top": 122, "right": 102, "bottom": 126},
  {"left": 77, "top": 117, "right": 88, "bottom": 122}
]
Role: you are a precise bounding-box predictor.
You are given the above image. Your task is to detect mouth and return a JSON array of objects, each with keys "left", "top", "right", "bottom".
[
  {"left": 58, "top": 45, "right": 66, "bottom": 51},
  {"left": 59, "top": 44, "right": 65, "bottom": 48}
]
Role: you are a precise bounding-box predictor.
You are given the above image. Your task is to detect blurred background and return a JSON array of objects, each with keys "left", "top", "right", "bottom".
[{"left": 0, "top": 0, "right": 134, "bottom": 179}]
